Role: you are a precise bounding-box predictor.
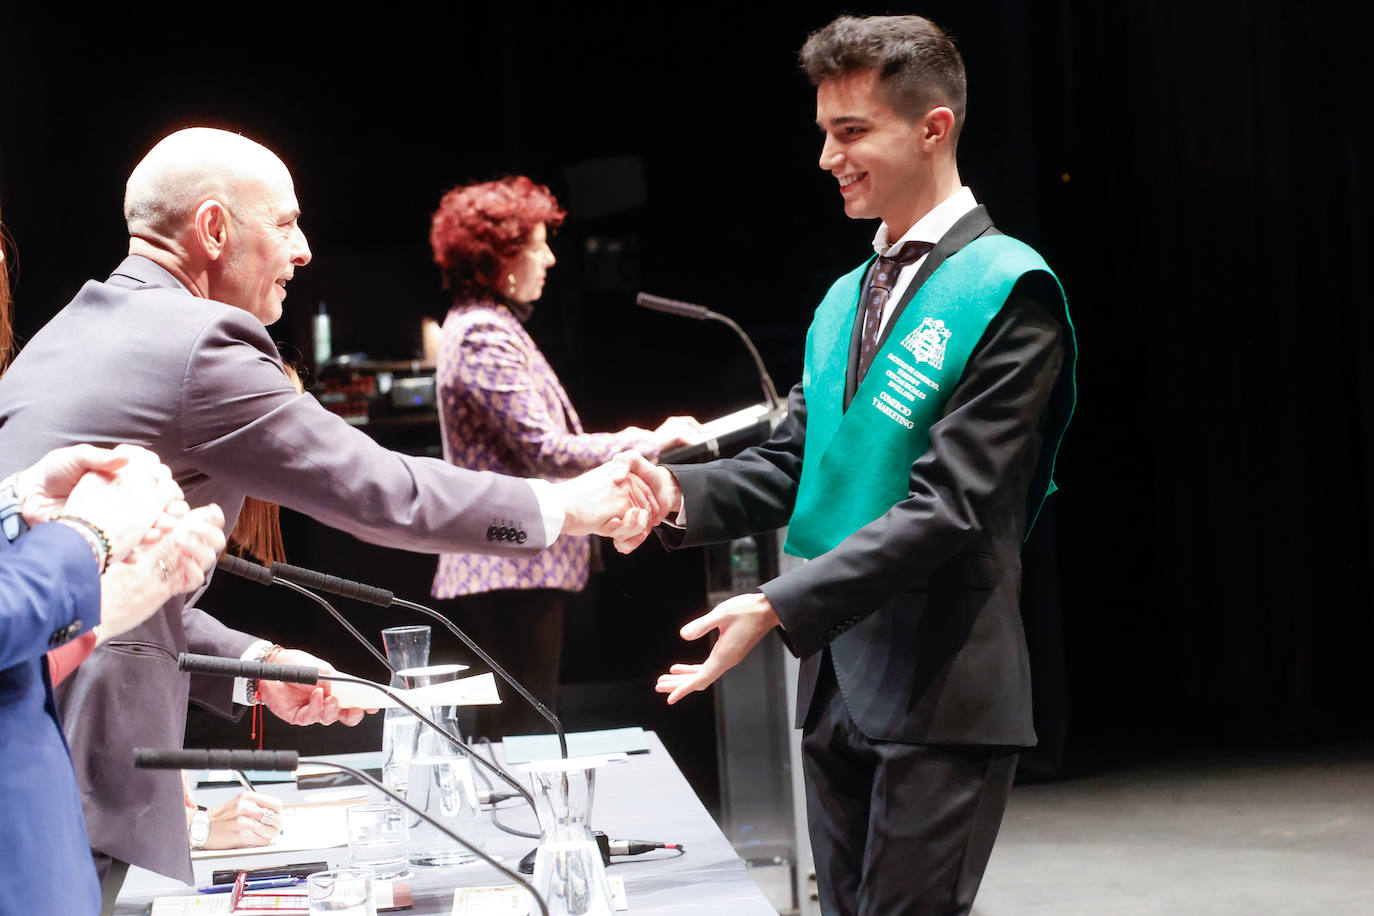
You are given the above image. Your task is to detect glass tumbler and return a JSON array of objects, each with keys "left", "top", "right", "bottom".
[
  {"left": 346, "top": 802, "right": 409, "bottom": 880},
  {"left": 306, "top": 867, "right": 376, "bottom": 916}
]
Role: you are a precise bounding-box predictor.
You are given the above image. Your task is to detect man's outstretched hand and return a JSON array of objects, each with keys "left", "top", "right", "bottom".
[{"left": 655, "top": 592, "right": 780, "bottom": 704}]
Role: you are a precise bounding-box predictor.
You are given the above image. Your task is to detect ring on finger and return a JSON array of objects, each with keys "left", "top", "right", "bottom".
[{"left": 261, "top": 810, "right": 276, "bottom": 828}]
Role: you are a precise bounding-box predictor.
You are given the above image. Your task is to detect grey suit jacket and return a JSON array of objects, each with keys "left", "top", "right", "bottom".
[
  {"left": 0, "top": 256, "right": 547, "bottom": 880},
  {"left": 661, "top": 208, "right": 1071, "bottom": 747}
]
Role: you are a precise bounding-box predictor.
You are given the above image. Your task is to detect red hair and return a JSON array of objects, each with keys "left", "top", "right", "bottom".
[{"left": 430, "top": 175, "right": 566, "bottom": 299}]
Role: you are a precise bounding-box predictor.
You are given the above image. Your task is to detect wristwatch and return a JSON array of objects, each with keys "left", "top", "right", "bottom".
[
  {"left": 188, "top": 804, "right": 211, "bottom": 850},
  {"left": 0, "top": 476, "right": 27, "bottom": 544}
]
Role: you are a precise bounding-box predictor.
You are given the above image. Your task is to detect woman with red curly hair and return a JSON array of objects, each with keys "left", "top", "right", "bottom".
[{"left": 429, "top": 176, "right": 699, "bottom": 739}]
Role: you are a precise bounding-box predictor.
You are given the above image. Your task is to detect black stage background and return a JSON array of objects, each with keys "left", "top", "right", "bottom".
[{"left": 2, "top": 1, "right": 1371, "bottom": 794}]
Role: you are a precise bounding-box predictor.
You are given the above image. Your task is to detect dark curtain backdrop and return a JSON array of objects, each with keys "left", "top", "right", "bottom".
[{"left": 1, "top": 1, "right": 1369, "bottom": 757}]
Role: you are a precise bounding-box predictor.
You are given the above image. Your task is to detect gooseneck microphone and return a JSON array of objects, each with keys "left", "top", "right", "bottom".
[
  {"left": 635, "top": 292, "right": 781, "bottom": 411},
  {"left": 216, "top": 554, "right": 396, "bottom": 677},
  {"left": 134, "top": 747, "right": 549, "bottom": 916},
  {"left": 176, "top": 653, "right": 536, "bottom": 812},
  {"left": 255, "top": 558, "right": 569, "bottom": 760},
  {"left": 134, "top": 747, "right": 300, "bottom": 772}
]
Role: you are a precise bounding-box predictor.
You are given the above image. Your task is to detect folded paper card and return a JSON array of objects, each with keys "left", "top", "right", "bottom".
[{"left": 326, "top": 671, "right": 501, "bottom": 710}]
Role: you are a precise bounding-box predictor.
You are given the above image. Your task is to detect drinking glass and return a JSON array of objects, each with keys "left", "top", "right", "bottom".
[
  {"left": 306, "top": 867, "right": 376, "bottom": 916},
  {"left": 346, "top": 802, "right": 409, "bottom": 880}
]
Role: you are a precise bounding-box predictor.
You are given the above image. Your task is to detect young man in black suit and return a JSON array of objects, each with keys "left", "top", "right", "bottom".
[{"left": 615, "top": 14, "right": 1075, "bottom": 915}]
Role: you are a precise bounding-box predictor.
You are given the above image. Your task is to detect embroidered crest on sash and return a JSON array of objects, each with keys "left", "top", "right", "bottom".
[{"left": 901, "top": 318, "right": 952, "bottom": 370}]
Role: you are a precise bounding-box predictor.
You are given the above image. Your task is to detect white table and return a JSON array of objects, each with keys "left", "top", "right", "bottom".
[{"left": 115, "top": 732, "right": 779, "bottom": 915}]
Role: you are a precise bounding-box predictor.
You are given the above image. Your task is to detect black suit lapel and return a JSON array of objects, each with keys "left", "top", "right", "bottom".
[
  {"left": 843, "top": 261, "right": 876, "bottom": 408},
  {"left": 842, "top": 205, "right": 998, "bottom": 408},
  {"left": 881, "top": 206, "right": 997, "bottom": 348}
]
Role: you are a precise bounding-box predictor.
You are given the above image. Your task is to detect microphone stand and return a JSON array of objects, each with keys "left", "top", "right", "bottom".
[
  {"left": 388, "top": 596, "right": 567, "bottom": 759},
  {"left": 176, "top": 654, "right": 538, "bottom": 815},
  {"left": 277, "top": 579, "right": 396, "bottom": 678},
  {"left": 265, "top": 561, "right": 571, "bottom": 760},
  {"left": 635, "top": 292, "right": 782, "bottom": 411},
  {"left": 216, "top": 554, "right": 395, "bottom": 677},
  {"left": 133, "top": 748, "right": 548, "bottom": 916},
  {"left": 216, "top": 553, "right": 566, "bottom": 757}
]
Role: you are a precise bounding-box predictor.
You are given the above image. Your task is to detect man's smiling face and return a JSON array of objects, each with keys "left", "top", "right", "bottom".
[
  {"left": 816, "top": 69, "right": 931, "bottom": 236},
  {"left": 219, "top": 164, "right": 311, "bottom": 326}
]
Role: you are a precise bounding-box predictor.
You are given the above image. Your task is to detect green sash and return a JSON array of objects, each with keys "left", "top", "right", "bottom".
[{"left": 784, "top": 234, "right": 1071, "bottom": 559}]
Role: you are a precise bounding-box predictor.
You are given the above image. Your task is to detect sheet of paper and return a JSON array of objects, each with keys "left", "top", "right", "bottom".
[
  {"left": 327, "top": 671, "right": 501, "bottom": 710},
  {"left": 150, "top": 893, "right": 307, "bottom": 915},
  {"left": 191, "top": 805, "right": 347, "bottom": 859},
  {"left": 151, "top": 897, "right": 234, "bottom": 915},
  {"left": 689, "top": 403, "right": 772, "bottom": 443},
  {"left": 450, "top": 876, "right": 627, "bottom": 914},
  {"left": 501, "top": 727, "right": 650, "bottom": 765},
  {"left": 151, "top": 882, "right": 406, "bottom": 914}
]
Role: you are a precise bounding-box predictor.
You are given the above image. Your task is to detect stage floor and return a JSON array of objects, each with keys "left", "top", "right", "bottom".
[{"left": 976, "top": 747, "right": 1374, "bottom": 915}]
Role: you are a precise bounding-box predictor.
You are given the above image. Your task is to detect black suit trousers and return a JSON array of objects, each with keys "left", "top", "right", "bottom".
[{"left": 803, "top": 657, "right": 1018, "bottom": 916}]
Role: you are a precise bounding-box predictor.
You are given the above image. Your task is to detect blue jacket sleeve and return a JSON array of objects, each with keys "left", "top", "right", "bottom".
[{"left": 0, "top": 522, "right": 102, "bottom": 669}]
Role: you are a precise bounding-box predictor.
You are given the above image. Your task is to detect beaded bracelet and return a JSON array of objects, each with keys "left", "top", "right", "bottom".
[
  {"left": 54, "top": 515, "right": 111, "bottom": 573},
  {"left": 245, "top": 643, "right": 284, "bottom": 706}
]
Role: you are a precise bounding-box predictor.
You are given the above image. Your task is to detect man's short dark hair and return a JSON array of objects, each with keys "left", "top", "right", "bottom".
[{"left": 801, "top": 15, "right": 967, "bottom": 137}]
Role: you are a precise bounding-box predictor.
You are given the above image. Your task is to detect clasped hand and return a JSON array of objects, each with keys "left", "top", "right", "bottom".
[{"left": 555, "top": 450, "right": 681, "bottom": 545}]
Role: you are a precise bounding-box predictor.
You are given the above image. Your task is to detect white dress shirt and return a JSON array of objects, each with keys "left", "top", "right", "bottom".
[{"left": 871, "top": 186, "right": 979, "bottom": 336}]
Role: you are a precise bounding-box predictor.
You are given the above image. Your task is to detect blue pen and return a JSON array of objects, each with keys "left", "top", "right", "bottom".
[{"left": 197, "top": 876, "right": 301, "bottom": 894}]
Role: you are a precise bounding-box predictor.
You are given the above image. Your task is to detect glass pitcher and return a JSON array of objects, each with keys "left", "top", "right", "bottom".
[
  {"left": 524, "top": 756, "right": 617, "bottom": 916},
  {"left": 380, "top": 625, "right": 430, "bottom": 797},
  {"left": 402, "top": 663, "right": 485, "bottom": 867}
]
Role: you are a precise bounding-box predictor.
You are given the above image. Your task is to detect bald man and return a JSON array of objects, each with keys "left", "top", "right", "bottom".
[{"left": 0, "top": 128, "right": 652, "bottom": 906}]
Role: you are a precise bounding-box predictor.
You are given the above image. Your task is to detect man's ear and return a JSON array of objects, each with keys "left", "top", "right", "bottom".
[
  {"left": 193, "top": 200, "right": 230, "bottom": 262},
  {"left": 922, "top": 107, "right": 957, "bottom": 149}
]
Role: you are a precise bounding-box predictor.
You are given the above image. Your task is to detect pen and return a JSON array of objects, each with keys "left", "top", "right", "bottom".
[
  {"left": 197, "top": 876, "right": 301, "bottom": 894},
  {"left": 233, "top": 769, "right": 256, "bottom": 793}
]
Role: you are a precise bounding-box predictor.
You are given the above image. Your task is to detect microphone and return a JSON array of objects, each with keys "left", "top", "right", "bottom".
[
  {"left": 216, "top": 554, "right": 396, "bottom": 677},
  {"left": 177, "top": 652, "right": 322, "bottom": 685},
  {"left": 635, "top": 292, "right": 781, "bottom": 410},
  {"left": 634, "top": 292, "right": 711, "bottom": 321},
  {"left": 134, "top": 747, "right": 549, "bottom": 916},
  {"left": 176, "top": 653, "right": 536, "bottom": 811},
  {"left": 133, "top": 747, "right": 299, "bottom": 772},
  {"left": 267, "top": 560, "right": 569, "bottom": 760}
]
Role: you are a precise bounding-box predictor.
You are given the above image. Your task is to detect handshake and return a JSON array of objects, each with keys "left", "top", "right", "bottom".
[{"left": 552, "top": 451, "right": 683, "bottom": 553}]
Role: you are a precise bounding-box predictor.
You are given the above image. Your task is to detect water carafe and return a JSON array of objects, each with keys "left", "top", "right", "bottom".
[
  {"left": 403, "top": 664, "right": 485, "bottom": 867},
  {"left": 524, "top": 756, "right": 617, "bottom": 916},
  {"left": 380, "top": 625, "right": 430, "bottom": 797}
]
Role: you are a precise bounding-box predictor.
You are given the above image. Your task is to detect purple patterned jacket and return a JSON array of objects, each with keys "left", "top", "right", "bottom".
[{"left": 432, "top": 300, "right": 660, "bottom": 597}]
